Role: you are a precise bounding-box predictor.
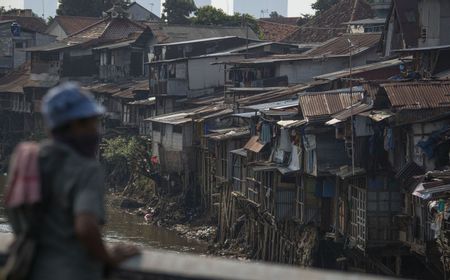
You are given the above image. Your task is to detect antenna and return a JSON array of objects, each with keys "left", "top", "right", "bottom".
[
  {"left": 149, "top": 2, "right": 154, "bottom": 12},
  {"left": 261, "top": 9, "right": 269, "bottom": 18},
  {"left": 42, "top": 0, "right": 45, "bottom": 18}
]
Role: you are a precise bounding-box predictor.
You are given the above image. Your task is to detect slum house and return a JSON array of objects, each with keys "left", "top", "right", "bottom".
[
  {"left": 143, "top": 23, "right": 259, "bottom": 45},
  {"left": 313, "top": 58, "right": 407, "bottom": 90},
  {"left": 375, "top": 82, "right": 450, "bottom": 278},
  {"left": 223, "top": 33, "right": 382, "bottom": 88},
  {"left": 145, "top": 106, "right": 234, "bottom": 200},
  {"left": 149, "top": 38, "right": 301, "bottom": 115},
  {"left": 381, "top": 0, "right": 419, "bottom": 57},
  {"left": 46, "top": 16, "right": 102, "bottom": 41},
  {"left": 26, "top": 10, "right": 147, "bottom": 87},
  {"left": 296, "top": 88, "right": 367, "bottom": 232},
  {"left": 0, "top": 66, "right": 31, "bottom": 171},
  {"left": 200, "top": 126, "right": 250, "bottom": 216},
  {"left": 82, "top": 79, "right": 153, "bottom": 135},
  {"left": 345, "top": 18, "right": 387, "bottom": 34},
  {"left": 206, "top": 84, "right": 320, "bottom": 265},
  {"left": 123, "top": 2, "right": 160, "bottom": 22},
  {"left": 0, "top": 17, "right": 55, "bottom": 76},
  {"left": 323, "top": 81, "right": 450, "bottom": 277},
  {"left": 113, "top": 80, "right": 155, "bottom": 134},
  {"left": 94, "top": 28, "right": 153, "bottom": 82}
]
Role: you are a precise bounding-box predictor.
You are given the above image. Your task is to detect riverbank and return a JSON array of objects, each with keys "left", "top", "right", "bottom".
[{"left": 110, "top": 192, "right": 256, "bottom": 260}]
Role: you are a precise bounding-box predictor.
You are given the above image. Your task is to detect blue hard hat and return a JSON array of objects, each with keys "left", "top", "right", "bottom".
[{"left": 41, "top": 82, "right": 105, "bottom": 130}]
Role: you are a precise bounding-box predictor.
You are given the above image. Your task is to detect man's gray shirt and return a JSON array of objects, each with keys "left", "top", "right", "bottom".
[{"left": 24, "top": 140, "right": 105, "bottom": 280}]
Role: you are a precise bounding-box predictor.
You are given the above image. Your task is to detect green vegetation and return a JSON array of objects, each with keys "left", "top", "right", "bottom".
[
  {"left": 101, "top": 136, "right": 152, "bottom": 191},
  {"left": 311, "top": 0, "right": 338, "bottom": 14},
  {"left": 56, "top": 0, "right": 130, "bottom": 17},
  {"left": 162, "top": 0, "right": 197, "bottom": 24}
]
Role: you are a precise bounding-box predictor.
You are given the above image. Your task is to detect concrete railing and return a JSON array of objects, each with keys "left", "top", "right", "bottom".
[{"left": 0, "top": 233, "right": 391, "bottom": 280}]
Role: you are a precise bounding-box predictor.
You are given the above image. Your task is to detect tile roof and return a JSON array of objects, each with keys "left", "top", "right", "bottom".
[
  {"left": 259, "top": 17, "right": 300, "bottom": 26},
  {"left": 382, "top": 82, "right": 450, "bottom": 109},
  {"left": 304, "top": 33, "right": 381, "bottom": 57},
  {"left": 52, "top": 16, "right": 101, "bottom": 36},
  {"left": 257, "top": 20, "right": 300, "bottom": 42},
  {"left": 298, "top": 87, "right": 365, "bottom": 121},
  {"left": 0, "top": 15, "right": 47, "bottom": 34},
  {"left": 69, "top": 17, "right": 145, "bottom": 42},
  {"left": 282, "top": 0, "right": 374, "bottom": 44}
]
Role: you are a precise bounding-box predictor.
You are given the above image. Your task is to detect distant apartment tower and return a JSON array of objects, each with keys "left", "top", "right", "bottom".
[
  {"left": 370, "top": 0, "right": 392, "bottom": 18},
  {"left": 234, "top": 0, "right": 288, "bottom": 18},
  {"left": 24, "top": 0, "right": 58, "bottom": 17}
]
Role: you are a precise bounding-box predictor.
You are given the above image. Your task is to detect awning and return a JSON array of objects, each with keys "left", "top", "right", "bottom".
[
  {"left": 277, "top": 119, "right": 307, "bottom": 128},
  {"left": 359, "top": 110, "right": 393, "bottom": 122},
  {"left": 230, "top": 148, "right": 247, "bottom": 157},
  {"left": 325, "top": 118, "right": 342, "bottom": 125}
]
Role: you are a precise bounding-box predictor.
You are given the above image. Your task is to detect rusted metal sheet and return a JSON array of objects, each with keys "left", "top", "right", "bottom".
[
  {"left": 299, "top": 88, "right": 364, "bottom": 120},
  {"left": 305, "top": 33, "right": 382, "bottom": 57},
  {"left": 244, "top": 136, "right": 266, "bottom": 153},
  {"left": 382, "top": 82, "right": 450, "bottom": 109}
]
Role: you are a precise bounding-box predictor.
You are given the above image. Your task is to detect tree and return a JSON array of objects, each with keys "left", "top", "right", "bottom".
[
  {"left": 269, "top": 11, "right": 282, "bottom": 19},
  {"left": 57, "top": 0, "right": 103, "bottom": 17},
  {"left": 192, "top": 6, "right": 228, "bottom": 25},
  {"left": 296, "top": 14, "right": 314, "bottom": 26},
  {"left": 311, "top": 0, "right": 338, "bottom": 14},
  {"left": 56, "top": 0, "right": 129, "bottom": 17},
  {"left": 162, "top": 0, "right": 197, "bottom": 24}
]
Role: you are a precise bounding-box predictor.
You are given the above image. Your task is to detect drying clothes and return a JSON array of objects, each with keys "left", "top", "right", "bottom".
[
  {"left": 279, "top": 129, "right": 292, "bottom": 152},
  {"left": 384, "top": 128, "right": 394, "bottom": 151},
  {"left": 288, "top": 145, "right": 301, "bottom": 171},
  {"left": 260, "top": 123, "right": 272, "bottom": 144},
  {"left": 5, "top": 142, "right": 41, "bottom": 208},
  {"left": 303, "top": 135, "right": 316, "bottom": 151}
]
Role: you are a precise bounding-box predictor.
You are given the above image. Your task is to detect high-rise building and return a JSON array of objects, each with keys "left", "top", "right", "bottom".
[{"left": 234, "top": 0, "right": 288, "bottom": 18}]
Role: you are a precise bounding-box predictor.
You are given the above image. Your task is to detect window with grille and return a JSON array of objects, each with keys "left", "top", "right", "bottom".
[{"left": 349, "top": 178, "right": 367, "bottom": 247}]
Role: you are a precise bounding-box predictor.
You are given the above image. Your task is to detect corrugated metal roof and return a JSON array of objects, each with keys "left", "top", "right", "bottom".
[
  {"left": 314, "top": 58, "right": 404, "bottom": 81},
  {"left": 145, "top": 105, "right": 229, "bottom": 124},
  {"left": 242, "top": 99, "right": 298, "bottom": 111},
  {"left": 304, "top": 33, "right": 381, "bottom": 57},
  {"left": 204, "top": 127, "right": 250, "bottom": 141},
  {"left": 230, "top": 148, "right": 247, "bottom": 157},
  {"left": 299, "top": 87, "right": 365, "bottom": 120},
  {"left": 382, "top": 82, "right": 450, "bottom": 109},
  {"left": 128, "top": 97, "right": 155, "bottom": 106},
  {"left": 277, "top": 120, "right": 307, "bottom": 128},
  {"left": 145, "top": 23, "right": 259, "bottom": 44},
  {"left": 331, "top": 103, "right": 373, "bottom": 121},
  {"left": 244, "top": 136, "right": 266, "bottom": 153}
]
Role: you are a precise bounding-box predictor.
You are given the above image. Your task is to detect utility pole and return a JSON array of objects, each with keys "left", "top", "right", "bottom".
[{"left": 348, "top": 39, "right": 355, "bottom": 176}]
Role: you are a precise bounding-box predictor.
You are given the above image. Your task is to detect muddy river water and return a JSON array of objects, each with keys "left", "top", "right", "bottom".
[{"left": 0, "top": 175, "right": 207, "bottom": 254}]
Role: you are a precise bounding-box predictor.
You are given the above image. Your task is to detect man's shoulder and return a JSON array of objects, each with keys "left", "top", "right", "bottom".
[{"left": 39, "top": 140, "right": 101, "bottom": 173}]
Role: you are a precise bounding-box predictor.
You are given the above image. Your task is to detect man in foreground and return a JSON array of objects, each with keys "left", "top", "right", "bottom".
[{"left": 5, "top": 83, "right": 139, "bottom": 280}]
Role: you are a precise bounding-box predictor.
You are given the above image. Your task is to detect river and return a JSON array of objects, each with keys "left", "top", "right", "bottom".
[{"left": 0, "top": 175, "right": 207, "bottom": 254}]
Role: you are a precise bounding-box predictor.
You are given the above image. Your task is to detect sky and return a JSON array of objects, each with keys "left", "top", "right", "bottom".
[{"left": 0, "top": 0, "right": 315, "bottom": 18}]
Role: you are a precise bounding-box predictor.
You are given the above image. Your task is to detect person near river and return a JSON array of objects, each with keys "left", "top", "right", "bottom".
[{"left": 3, "top": 82, "right": 139, "bottom": 280}]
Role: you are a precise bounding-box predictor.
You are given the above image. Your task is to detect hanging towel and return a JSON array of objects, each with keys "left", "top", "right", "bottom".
[{"left": 5, "top": 142, "right": 41, "bottom": 208}]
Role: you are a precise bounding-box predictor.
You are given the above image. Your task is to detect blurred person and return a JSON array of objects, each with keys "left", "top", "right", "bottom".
[{"left": 3, "top": 83, "right": 139, "bottom": 280}]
